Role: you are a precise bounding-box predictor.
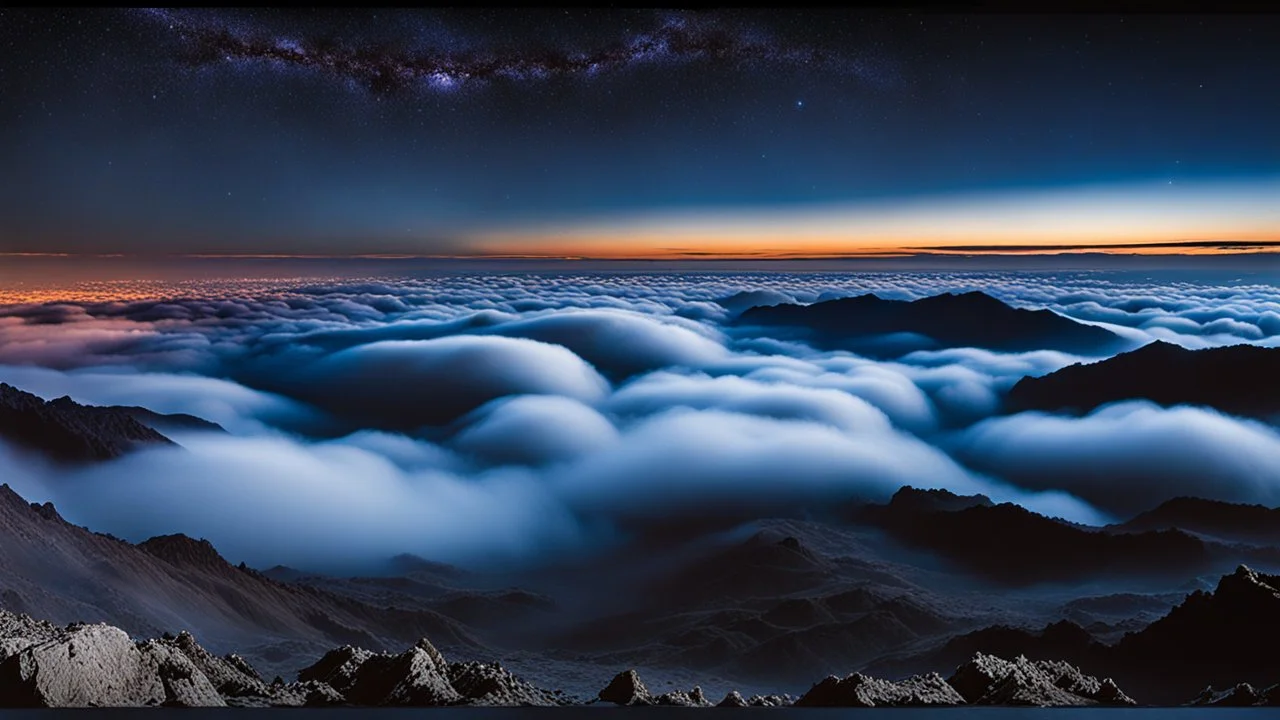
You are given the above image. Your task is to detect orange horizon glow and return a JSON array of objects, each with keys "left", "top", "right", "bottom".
[{"left": 1, "top": 179, "right": 1277, "bottom": 264}]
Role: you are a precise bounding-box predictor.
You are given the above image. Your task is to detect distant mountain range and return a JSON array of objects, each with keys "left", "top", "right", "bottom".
[
  {"left": 0, "top": 383, "right": 224, "bottom": 463},
  {"left": 856, "top": 488, "right": 1213, "bottom": 585},
  {"left": 1006, "top": 341, "right": 1280, "bottom": 418},
  {"left": 737, "top": 291, "right": 1121, "bottom": 355}
]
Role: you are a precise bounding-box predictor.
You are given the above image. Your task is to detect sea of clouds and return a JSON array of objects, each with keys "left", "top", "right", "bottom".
[{"left": 1, "top": 270, "right": 1277, "bottom": 572}]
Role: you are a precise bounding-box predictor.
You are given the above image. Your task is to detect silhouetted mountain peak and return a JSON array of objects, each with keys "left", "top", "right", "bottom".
[
  {"left": 915, "top": 290, "right": 1008, "bottom": 309},
  {"left": 737, "top": 292, "right": 1117, "bottom": 355},
  {"left": 1215, "top": 565, "right": 1280, "bottom": 600},
  {"left": 1007, "top": 342, "right": 1280, "bottom": 417},
  {"left": 0, "top": 383, "right": 176, "bottom": 462},
  {"left": 886, "top": 486, "right": 994, "bottom": 515}
]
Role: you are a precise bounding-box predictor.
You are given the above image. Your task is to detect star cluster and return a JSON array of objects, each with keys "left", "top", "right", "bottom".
[{"left": 135, "top": 8, "right": 892, "bottom": 96}]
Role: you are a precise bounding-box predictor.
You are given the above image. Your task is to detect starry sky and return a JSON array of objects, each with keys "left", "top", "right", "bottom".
[{"left": 2, "top": 8, "right": 1278, "bottom": 260}]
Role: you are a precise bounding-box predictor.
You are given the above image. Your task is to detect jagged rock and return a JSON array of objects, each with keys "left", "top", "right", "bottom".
[
  {"left": 0, "top": 621, "right": 223, "bottom": 707},
  {"left": 745, "top": 693, "right": 794, "bottom": 707},
  {"left": 598, "top": 669, "right": 652, "bottom": 706},
  {"left": 796, "top": 671, "right": 964, "bottom": 707},
  {"left": 948, "top": 653, "right": 1134, "bottom": 706},
  {"left": 297, "top": 639, "right": 460, "bottom": 706},
  {"left": 653, "top": 685, "right": 711, "bottom": 706},
  {"left": 268, "top": 680, "right": 345, "bottom": 707},
  {"left": 0, "top": 611, "right": 59, "bottom": 660},
  {"left": 135, "top": 639, "right": 228, "bottom": 707},
  {"left": 295, "top": 638, "right": 551, "bottom": 707},
  {"left": 447, "top": 660, "right": 560, "bottom": 706},
  {"left": 718, "top": 690, "right": 748, "bottom": 707},
  {"left": 296, "top": 644, "right": 374, "bottom": 696},
  {"left": 161, "top": 630, "right": 270, "bottom": 699}
]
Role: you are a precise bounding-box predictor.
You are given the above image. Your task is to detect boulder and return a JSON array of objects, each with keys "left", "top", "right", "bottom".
[
  {"left": 0, "top": 622, "right": 223, "bottom": 707},
  {"left": 598, "top": 669, "right": 652, "bottom": 706}
]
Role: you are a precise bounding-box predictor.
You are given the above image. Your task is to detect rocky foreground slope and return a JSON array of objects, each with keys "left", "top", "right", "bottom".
[
  {"left": 0, "top": 484, "right": 481, "bottom": 681},
  {"left": 0, "top": 609, "right": 571, "bottom": 708},
  {"left": 0, "top": 606, "right": 1141, "bottom": 708}
]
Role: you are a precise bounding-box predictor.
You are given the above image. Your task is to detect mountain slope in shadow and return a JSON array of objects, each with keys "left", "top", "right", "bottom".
[
  {"left": 0, "top": 484, "right": 481, "bottom": 680},
  {"left": 1006, "top": 341, "right": 1280, "bottom": 418},
  {"left": 0, "top": 383, "right": 177, "bottom": 462}
]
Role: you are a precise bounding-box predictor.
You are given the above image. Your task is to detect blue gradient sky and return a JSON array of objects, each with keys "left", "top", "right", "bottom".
[{"left": 1, "top": 9, "right": 1278, "bottom": 258}]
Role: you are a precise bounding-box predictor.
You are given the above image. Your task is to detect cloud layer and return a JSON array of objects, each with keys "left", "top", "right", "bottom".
[{"left": 1, "top": 270, "right": 1276, "bottom": 571}]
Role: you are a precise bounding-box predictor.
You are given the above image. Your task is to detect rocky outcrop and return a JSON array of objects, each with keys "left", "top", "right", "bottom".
[
  {"left": 713, "top": 690, "right": 794, "bottom": 707},
  {"left": 653, "top": 685, "right": 711, "bottom": 707},
  {"left": 595, "top": 670, "right": 713, "bottom": 707},
  {"left": 447, "top": 661, "right": 560, "bottom": 707},
  {"left": 158, "top": 630, "right": 271, "bottom": 702},
  {"left": 796, "top": 671, "right": 964, "bottom": 707},
  {"left": 297, "top": 639, "right": 459, "bottom": 706},
  {"left": 0, "top": 609, "right": 561, "bottom": 708},
  {"left": 948, "top": 653, "right": 1134, "bottom": 707},
  {"left": 0, "top": 619, "right": 224, "bottom": 707},
  {"left": 597, "top": 669, "right": 651, "bottom": 705},
  {"left": 295, "top": 637, "right": 564, "bottom": 707}
]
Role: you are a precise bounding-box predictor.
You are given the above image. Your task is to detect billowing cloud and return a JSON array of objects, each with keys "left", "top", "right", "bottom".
[
  {"left": 952, "top": 401, "right": 1280, "bottom": 518},
  {"left": 289, "top": 335, "right": 611, "bottom": 430},
  {"left": 452, "top": 395, "right": 620, "bottom": 467},
  {"left": 490, "top": 310, "right": 729, "bottom": 379},
  {"left": 1, "top": 270, "right": 1276, "bottom": 573}
]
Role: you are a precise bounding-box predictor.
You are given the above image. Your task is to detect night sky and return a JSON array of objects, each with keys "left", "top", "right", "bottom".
[{"left": 2, "top": 9, "right": 1278, "bottom": 259}]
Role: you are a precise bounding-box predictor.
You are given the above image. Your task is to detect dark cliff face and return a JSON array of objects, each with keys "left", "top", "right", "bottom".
[
  {"left": 737, "top": 291, "right": 1120, "bottom": 355},
  {"left": 0, "top": 383, "right": 176, "bottom": 462},
  {"left": 1006, "top": 341, "right": 1280, "bottom": 417}
]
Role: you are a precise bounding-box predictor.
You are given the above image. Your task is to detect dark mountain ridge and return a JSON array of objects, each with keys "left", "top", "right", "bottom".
[
  {"left": 1112, "top": 496, "right": 1280, "bottom": 546},
  {"left": 0, "top": 383, "right": 176, "bottom": 462},
  {"left": 1006, "top": 340, "right": 1280, "bottom": 418},
  {"left": 737, "top": 291, "right": 1120, "bottom": 354},
  {"left": 857, "top": 487, "right": 1225, "bottom": 585}
]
